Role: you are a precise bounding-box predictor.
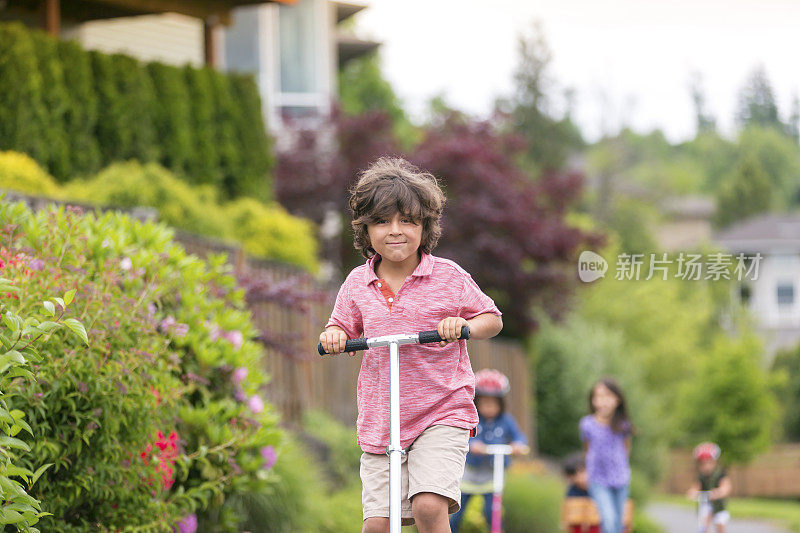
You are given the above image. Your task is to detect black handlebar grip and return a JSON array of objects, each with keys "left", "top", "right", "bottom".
[
  {"left": 418, "top": 325, "right": 471, "bottom": 345},
  {"left": 318, "top": 337, "right": 369, "bottom": 356}
]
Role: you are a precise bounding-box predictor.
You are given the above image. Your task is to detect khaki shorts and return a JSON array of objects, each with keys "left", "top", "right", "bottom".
[{"left": 361, "top": 424, "right": 470, "bottom": 525}]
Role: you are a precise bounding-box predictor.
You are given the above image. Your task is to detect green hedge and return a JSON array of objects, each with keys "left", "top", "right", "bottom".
[{"left": 0, "top": 21, "right": 273, "bottom": 200}]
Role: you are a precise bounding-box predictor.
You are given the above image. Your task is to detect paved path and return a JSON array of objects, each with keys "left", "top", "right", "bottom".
[{"left": 647, "top": 502, "right": 793, "bottom": 533}]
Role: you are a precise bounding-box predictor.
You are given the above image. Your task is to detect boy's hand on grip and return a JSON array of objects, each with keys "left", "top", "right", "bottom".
[
  {"left": 319, "top": 328, "right": 355, "bottom": 356},
  {"left": 437, "top": 316, "right": 468, "bottom": 347}
]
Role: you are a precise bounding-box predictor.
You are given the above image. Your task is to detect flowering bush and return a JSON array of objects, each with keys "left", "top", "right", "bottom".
[
  {"left": 0, "top": 271, "right": 86, "bottom": 531},
  {"left": 1, "top": 200, "right": 283, "bottom": 531}
]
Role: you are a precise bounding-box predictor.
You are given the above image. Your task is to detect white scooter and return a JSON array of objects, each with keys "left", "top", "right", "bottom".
[{"left": 319, "top": 325, "right": 471, "bottom": 533}]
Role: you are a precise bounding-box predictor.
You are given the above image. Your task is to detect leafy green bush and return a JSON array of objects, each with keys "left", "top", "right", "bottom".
[
  {"left": 0, "top": 271, "right": 86, "bottom": 531},
  {"left": 502, "top": 470, "right": 563, "bottom": 533},
  {"left": 223, "top": 198, "right": 318, "bottom": 271},
  {"left": 301, "top": 410, "right": 361, "bottom": 488},
  {"left": 0, "top": 151, "right": 60, "bottom": 197},
  {"left": 1, "top": 200, "right": 284, "bottom": 530}
]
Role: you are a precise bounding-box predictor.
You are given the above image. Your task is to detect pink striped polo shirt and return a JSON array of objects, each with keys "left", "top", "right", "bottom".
[{"left": 325, "top": 252, "right": 501, "bottom": 454}]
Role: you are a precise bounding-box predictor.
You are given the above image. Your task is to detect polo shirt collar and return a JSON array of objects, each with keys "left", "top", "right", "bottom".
[{"left": 364, "top": 252, "right": 434, "bottom": 285}]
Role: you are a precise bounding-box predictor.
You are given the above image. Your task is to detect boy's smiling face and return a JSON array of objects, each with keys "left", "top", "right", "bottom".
[{"left": 367, "top": 211, "right": 423, "bottom": 267}]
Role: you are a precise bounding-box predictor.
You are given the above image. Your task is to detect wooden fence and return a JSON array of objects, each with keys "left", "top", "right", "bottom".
[{"left": 659, "top": 444, "right": 800, "bottom": 497}]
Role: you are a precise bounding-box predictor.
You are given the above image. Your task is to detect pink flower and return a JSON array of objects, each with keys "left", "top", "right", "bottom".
[
  {"left": 232, "top": 367, "right": 248, "bottom": 385},
  {"left": 248, "top": 395, "right": 264, "bottom": 414},
  {"left": 120, "top": 257, "right": 132, "bottom": 271},
  {"left": 260, "top": 445, "right": 277, "bottom": 470},
  {"left": 223, "top": 330, "right": 243, "bottom": 349},
  {"left": 208, "top": 323, "right": 221, "bottom": 342},
  {"left": 173, "top": 514, "right": 197, "bottom": 533},
  {"left": 234, "top": 388, "right": 247, "bottom": 402}
]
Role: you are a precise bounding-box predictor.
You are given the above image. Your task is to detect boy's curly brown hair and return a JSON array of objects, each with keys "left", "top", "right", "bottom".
[{"left": 349, "top": 157, "right": 446, "bottom": 259}]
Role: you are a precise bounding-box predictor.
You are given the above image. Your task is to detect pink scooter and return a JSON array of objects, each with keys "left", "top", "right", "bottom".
[{"left": 483, "top": 444, "right": 528, "bottom": 533}]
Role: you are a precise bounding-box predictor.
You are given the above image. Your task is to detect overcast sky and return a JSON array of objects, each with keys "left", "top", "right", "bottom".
[{"left": 353, "top": 0, "right": 800, "bottom": 142}]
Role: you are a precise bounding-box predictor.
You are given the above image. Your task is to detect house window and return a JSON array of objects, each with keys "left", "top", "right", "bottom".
[
  {"left": 777, "top": 283, "right": 795, "bottom": 306},
  {"left": 739, "top": 283, "right": 752, "bottom": 305},
  {"left": 279, "top": 0, "right": 317, "bottom": 94}
]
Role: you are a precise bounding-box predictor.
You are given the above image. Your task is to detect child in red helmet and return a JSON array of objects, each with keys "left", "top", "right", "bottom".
[
  {"left": 686, "top": 442, "right": 731, "bottom": 533},
  {"left": 449, "top": 369, "right": 528, "bottom": 532}
]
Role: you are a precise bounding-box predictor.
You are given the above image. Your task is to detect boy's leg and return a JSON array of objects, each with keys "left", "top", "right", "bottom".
[
  {"left": 713, "top": 510, "right": 729, "bottom": 533},
  {"left": 406, "top": 425, "right": 470, "bottom": 532},
  {"left": 449, "top": 492, "right": 472, "bottom": 533},
  {"left": 411, "top": 492, "right": 451, "bottom": 533},
  {"left": 363, "top": 517, "right": 389, "bottom": 533},
  {"left": 360, "top": 450, "right": 414, "bottom": 529}
]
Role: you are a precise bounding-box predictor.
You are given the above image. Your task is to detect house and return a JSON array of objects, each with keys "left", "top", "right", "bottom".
[
  {"left": 223, "top": 0, "right": 379, "bottom": 135},
  {"left": 0, "top": 0, "right": 293, "bottom": 66},
  {"left": 1, "top": 0, "right": 378, "bottom": 138},
  {"left": 716, "top": 214, "right": 800, "bottom": 359},
  {"left": 656, "top": 195, "right": 715, "bottom": 252}
]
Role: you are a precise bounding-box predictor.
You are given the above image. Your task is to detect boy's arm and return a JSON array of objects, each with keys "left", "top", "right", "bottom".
[{"left": 466, "top": 312, "right": 503, "bottom": 340}]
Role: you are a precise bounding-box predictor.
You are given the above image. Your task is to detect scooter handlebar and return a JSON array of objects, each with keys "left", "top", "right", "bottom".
[{"left": 318, "top": 326, "right": 471, "bottom": 356}]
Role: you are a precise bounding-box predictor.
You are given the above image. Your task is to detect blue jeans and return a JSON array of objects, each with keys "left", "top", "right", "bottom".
[
  {"left": 449, "top": 492, "right": 494, "bottom": 532},
  {"left": 589, "top": 482, "right": 629, "bottom": 533}
]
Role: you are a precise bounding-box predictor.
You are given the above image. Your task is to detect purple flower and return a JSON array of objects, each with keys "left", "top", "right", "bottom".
[
  {"left": 234, "top": 388, "right": 247, "bottom": 402},
  {"left": 160, "top": 316, "right": 189, "bottom": 338},
  {"left": 77, "top": 381, "right": 88, "bottom": 394},
  {"left": 223, "top": 330, "right": 243, "bottom": 349},
  {"left": 147, "top": 303, "right": 157, "bottom": 316},
  {"left": 29, "top": 258, "right": 44, "bottom": 271},
  {"left": 172, "top": 323, "right": 189, "bottom": 338},
  {"left": 248, "top": 395, "right": 264, "bottom": 414},
  {"left": 260, "top": 445, "right": 277, "bottom": 470},
  {"left": 160, "top": 316, "right": 176, "bottom": 331},
  {"left": 173, "top": 514, "right": 198, "bottom": 533},
  {"left": 208, "top": 323, "right": 221, "bottom": 342},
  {"left": 120, "top": 257, "right": 132, "bottom": 271},
  {"left": 232, "top": 367, "right": 248, "bottom": 385}
]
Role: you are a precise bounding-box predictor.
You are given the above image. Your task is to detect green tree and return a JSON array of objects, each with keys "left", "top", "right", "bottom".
[
  {"left": 184, "top": 65, "right": 221, "bottom": 186},
  {"left": 505, "top": 22, "right": 583, "bottom": 172},
  {"left": 771, "top": 344, "right": 800, "bottom": 442},
  {"left": 56, "top": 39, "right": 101, "bottom": 178},
  {"left": 736, "top": 65, "right": 783, "bottom": 132},
  {"left": 338, "top": 51, "right": 418, "bottom": 149},
  {"left": 29, "top": 32, "right": 71, "bottom": 180},
  {"left": 689, "top": 71, "right": 716, "bottom": 134},
  {"left": 0, "top": 23, "right": 48, "bottom": 166},
  {"left": 147, "top": 62, "right": 195, "bottom": 177},
  {"left": 737, "top": 125, "right": 800, "bottom": 207},
  {"left": 714, "top": 154, "right": 772, "bottom": 228},
  {"left": 679, "top": 335, "right": 777, "bottom": 463},
  {"left": 230, "top": 73, "right": 273, "bottom": 201}
]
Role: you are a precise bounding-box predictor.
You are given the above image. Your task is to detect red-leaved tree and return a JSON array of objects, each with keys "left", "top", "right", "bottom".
[
  {"left": 412, "top": 111, "right": 603, "bottom": 336},
  {"left": 276, "top": 107, "right": 603, "bottom": 337}
]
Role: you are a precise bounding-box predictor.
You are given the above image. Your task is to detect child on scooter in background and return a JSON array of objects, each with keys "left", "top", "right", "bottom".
[
  {"left": 450, "top": 369, "right": 528, "bottom": 532},
  {"left": 686, "top": 442, "right": 731, "bottom": 533}
]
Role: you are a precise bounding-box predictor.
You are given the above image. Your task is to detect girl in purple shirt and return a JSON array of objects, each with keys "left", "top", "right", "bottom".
[{"left": 579, "top": 378, "right": 633, "bottom": 533}]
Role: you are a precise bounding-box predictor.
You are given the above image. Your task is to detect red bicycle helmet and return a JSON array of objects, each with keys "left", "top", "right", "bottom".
[
  {"left": 693, "top": 442, "right": 721, "bottom": 461},
  {"left": 475, "top": 369, "right": 510, "bottom": 397}
]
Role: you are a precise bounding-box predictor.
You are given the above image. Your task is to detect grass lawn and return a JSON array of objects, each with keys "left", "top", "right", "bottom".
[{"left": 655, "top": 493, "right": 800, "bottom": 532}]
